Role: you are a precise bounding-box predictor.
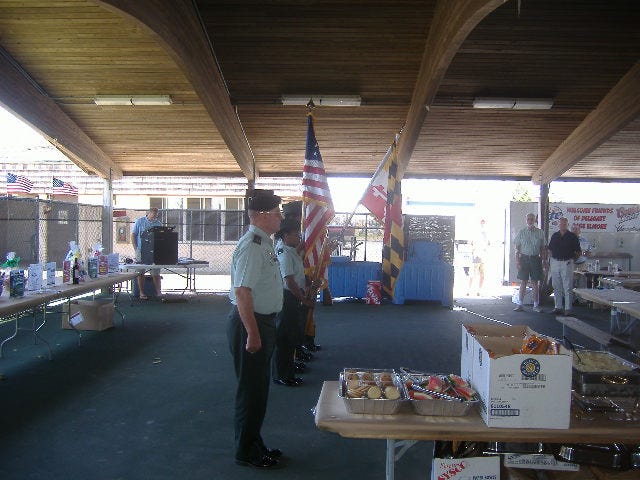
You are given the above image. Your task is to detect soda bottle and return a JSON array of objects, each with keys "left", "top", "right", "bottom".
[{"left": 72, "top": 258, "right": 80, "bottom": 284}]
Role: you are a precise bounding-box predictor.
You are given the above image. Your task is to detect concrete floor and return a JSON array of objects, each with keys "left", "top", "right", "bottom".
[{"left": 0, "top": 289, "right": 636, "bottom": 480}]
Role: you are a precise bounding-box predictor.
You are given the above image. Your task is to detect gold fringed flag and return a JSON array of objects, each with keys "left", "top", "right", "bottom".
[
  {"left": 302, "top": 114, "right": 335, "bottom": 281},
  {"left": 381, "top": 141, "right": 405, "bottom": 298}
]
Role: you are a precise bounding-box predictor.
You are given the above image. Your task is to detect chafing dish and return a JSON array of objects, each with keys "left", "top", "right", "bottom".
[{"left": 571, "top": 351, "right": 640, "bottom": 396}]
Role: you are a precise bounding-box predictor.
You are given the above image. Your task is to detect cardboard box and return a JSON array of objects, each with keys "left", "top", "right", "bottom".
[
  {"left": 472, "top": 335, "right": 572, "bottom": 429},
  {"left": 504, "top": 453, "right": 579, "bottom": 471},
  {"left": 62, "top": 298, "right": 114, "bottom": 331},
  {"left": 461, "top": 324, "right": 539, "bottom": 384},
  {"left": 503, "top": 466, "right": 595, "bottom": 480},
  {"left": 431, "top": 456, "right": 500, "bottom": 480}
]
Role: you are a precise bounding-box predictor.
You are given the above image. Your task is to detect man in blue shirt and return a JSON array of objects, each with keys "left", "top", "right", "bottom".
[{"left": 131, "top": 207, "right": 163, "bottom": 298}]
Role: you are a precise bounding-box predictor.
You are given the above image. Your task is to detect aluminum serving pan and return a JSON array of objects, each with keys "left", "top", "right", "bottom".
[
  {"left": 400, "top": 373, "right": 479, "bottom": 417},
  {"left": 338, "top": 369, "right": 405, "bottom": 415},
  {"left": 571, "top": 351, "right": 640, "bottom": 396}
]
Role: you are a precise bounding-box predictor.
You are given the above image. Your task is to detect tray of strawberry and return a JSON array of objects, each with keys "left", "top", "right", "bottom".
[{"left": 399, "top": 368, "right": 479, "bottom": 416}]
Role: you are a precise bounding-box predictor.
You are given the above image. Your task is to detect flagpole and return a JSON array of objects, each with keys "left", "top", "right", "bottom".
[{"left": 305, "top": 232, "right": 332, "bottom": 304}]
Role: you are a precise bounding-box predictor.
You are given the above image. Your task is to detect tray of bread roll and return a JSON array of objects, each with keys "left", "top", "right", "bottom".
[{"left": 338, "top": 368, "right": 405, "bottom": 415}]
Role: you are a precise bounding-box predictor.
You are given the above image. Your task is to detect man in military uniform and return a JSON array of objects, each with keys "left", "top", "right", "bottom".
[
  {"left": 281, "top": 200, "right": 322, "bottom": 354},
  {"left": 227, "top": 193, "right": 284, "bottom": 469}
]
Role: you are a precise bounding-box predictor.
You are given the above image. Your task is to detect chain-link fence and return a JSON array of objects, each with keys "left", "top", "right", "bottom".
[
  {"left": 113, "top": 208, "right": 245, "bottom": 274},
  {"left": 0, "top": 197, "right": 102, "bottom": 266},
  {"left": 1, "top": 197, "right": 391, "bottom": 281}
]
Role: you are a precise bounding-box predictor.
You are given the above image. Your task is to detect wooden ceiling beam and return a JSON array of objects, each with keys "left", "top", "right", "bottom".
[
  {"left": 96, "top": 0, "right": 256, "bottom": 181},
  {"left": 533, "top": 62, "right": 640, "bottom": 185},
  {"left": 397, "top": 0, "right": 505, "bottom": 179},
  {"left": 0, "top": 49, "right": 122, "bottom": 179}
]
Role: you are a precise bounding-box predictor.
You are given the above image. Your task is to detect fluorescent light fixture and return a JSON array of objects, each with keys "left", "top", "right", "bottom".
[
  {"left": 473, "top": 98, "right": 515, "bottom": 109},
  {"left": 513, "top": 98, "right": 554, "bottom": 110},
  {"left": 281, "top": 95, "right": 361, "bottom": 107},
  {"left": 473, "top": 97, "right": 553, "bottom": 110},
  {"left": 94, "top": 95, "right": 173, "bottom": 106}
]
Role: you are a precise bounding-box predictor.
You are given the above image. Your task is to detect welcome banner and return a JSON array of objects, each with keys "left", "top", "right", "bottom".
[{"left": 549, "top": 203, "right": 640, "bottom": 233}]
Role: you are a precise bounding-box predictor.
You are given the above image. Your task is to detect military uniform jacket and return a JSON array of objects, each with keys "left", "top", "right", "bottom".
[
  {"left": 276, "top": 243, "right": 306, "bottom": 292},
  {"left": 229, "top": 225, "right": 283, "bottom": 315}
]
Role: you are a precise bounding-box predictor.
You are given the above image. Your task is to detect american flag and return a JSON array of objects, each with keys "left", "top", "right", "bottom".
[
  {"left": 6, "top": 172, "right": 33, "bottom": 194},
  {"left": 53, "top": 177, "right": 78, "bottom": 196},
  {"left": 302, "top": 114, "right": 335, "bottom": 279}
]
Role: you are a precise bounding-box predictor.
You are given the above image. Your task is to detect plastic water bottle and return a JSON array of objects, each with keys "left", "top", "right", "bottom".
[{"left": 595, "top": 259, "right": 600, "bottom": 272}]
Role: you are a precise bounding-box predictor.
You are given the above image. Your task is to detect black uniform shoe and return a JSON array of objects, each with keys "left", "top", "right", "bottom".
[
  {"left": 295, "top": 362, "right": 306, "bottom": 373},
  {"left": 297, "top": 350, "right": 313, "bottom": 361},
  {"left": 302, "top": 344, "right": 321, "bottom": 353},
  {"left": 550, "top": 308, "right": 563, "bottom": 314},
  {"left": 264, "top": 448, "right": 282, "bottom": 459},
  {"left": 273, "top": 378, "right": 298, "bottom": 387},
  {"left": 235, "top": 455, "right": 281, "bottom": 469},
  {"left": 291, "top": 377, "right": 303, "bottom": 385}
]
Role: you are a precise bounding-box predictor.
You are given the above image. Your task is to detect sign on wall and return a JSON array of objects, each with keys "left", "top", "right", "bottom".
[{"left": 549, "top": 203, "right": 640, "bottom": 233}]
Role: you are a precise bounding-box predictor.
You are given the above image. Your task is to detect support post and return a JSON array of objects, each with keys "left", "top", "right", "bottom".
[{"left": 102, "top": 170, "right": 114, "bottom": 254}]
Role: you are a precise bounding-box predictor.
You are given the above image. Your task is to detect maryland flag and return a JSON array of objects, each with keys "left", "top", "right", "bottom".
[
  {"left": 380, "top": 141, "right": 405, "bottom": 298},
  {"left": 359, "top": 144, "right": 393, "bottom": 224}
]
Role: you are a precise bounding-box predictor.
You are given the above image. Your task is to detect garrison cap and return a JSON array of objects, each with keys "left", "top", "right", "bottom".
[
  {"left": 247, "top": 193, "right": 281, "bottom": 211},
  {"left": 282, "top": 200, "right": 303, "bottom": 219},
  {"left": 278, "top": 218, "right": 301, "bottom": 236}
]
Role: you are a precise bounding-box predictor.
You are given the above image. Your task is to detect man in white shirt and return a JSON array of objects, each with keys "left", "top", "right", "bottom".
[{"left": 513, "top": 213, "right": 547, "bottom": 313}]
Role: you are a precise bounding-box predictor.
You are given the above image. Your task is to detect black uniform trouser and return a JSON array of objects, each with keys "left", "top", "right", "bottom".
[
  {"left": 227, "top": 306, "right": 277, "bottom": 462},
  {"left": 273, "top": 290, "right": 304, "bottom": 380}
]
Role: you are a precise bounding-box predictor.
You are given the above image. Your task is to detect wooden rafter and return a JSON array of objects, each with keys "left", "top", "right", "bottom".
[
  {"left": 397, "top": 0, "right": 505, "bottom": 179},
  {"left": 533, "top": 62, "right": 640, "bottom": 185},
  {"left": 95, "top": 0, "right": 256, "bottom": 180},
  {"left": 0, "top": 48, "right": 122, "bottom": 179}
]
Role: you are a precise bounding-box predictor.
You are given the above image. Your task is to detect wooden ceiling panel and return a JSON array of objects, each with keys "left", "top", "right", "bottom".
[
  {"left": 238, "top": 105, "right": 407, "bottom": 176},
  {"left": 0, "top": 0, "right": 638, "bottom": 182},
  {"left": 66, "top": 104, "right": 239, "bottom": 175},
  {"left": 437, "top": 0, "right": 640, "bottom": 109},
  {"left": 0, "top": 0, "right": 233, "bottom": 177},
  {"left": 407, "top": 108, "right": 589, "bottom": 178},
  {"left": 199, "top": 0, "right": 434, "bottom": 105},
  {"left": 565, "top": 117, "right": 640, "bottom": 179}
]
